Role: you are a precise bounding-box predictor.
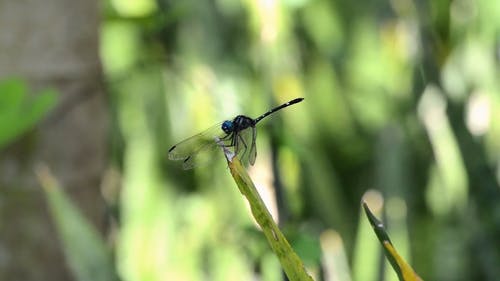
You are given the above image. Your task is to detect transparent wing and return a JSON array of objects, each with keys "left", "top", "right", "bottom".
[
  {"left": 168, "top": 123, "right": 232, "bottom": 169},
  {"left": 181, "top": 142, "right": 221, "bottom": 169},
  {"left": 234, "top": 126, "right": 257, "bottom": 166},
  {"left": 248, "top": 126, "right": 257, "bottom": 165}
]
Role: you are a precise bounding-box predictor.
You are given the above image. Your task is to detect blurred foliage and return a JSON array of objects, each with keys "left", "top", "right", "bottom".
[{"left": 45, "top": 0, "right": 500, "bottom": 280}]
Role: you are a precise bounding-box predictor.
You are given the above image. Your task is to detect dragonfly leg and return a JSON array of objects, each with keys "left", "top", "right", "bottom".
[
  {"left": 229, "top": 132, "right": 237, "bottom": 147},
  {"left": 220, "top": 133, "right": 232, "bottom": 141},
  {"left": 237, "top": 133, "right": 249, "bottom": 160}
]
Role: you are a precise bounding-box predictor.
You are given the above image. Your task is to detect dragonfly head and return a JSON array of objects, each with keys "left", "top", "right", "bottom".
[{"left": 221, "top": 120, "right": 234, "bottom": 134}]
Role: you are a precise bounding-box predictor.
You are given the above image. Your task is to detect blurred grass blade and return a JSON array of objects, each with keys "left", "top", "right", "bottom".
[
  {"left": 224, "top": 151, "right": 314, "bottom": 281},
  {"left": 320, "top": 229, "right": 352, "bottom": 281},
  {"left": 362, "top": 202, "right": 423, "bottom": 281},
  {"left": 36, "top": 165, "right": 119, "bottom": 281},
  {"left": 353, "top": 191, "right": 382, "bottom": 281}
]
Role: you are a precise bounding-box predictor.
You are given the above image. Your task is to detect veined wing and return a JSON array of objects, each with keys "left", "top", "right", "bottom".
[
  {"left": 234, "top": 126, "right": 257, "bottom": 166},
  {"left": 168, "top": 123, "right": 223, "bottom": 160},
  {"left": 168, "top": 123, "right": 232, "bottom": 169}
]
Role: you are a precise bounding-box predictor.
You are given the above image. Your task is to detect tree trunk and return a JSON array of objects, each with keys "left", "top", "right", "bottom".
[{"left": 0, "top": 0, "right": 107, "bottom": 280}]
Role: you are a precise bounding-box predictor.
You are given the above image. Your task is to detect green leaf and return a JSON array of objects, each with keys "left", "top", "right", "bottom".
[
  {"left": 0, "top": 78, "right": 57, "bottom": 149},
  {"left": 0, "top": 78, "right": 25, "bottom": 110},
  {"left": 362, "top": 201, "right": 423, "bottom": 281},
  {"left": 224, "top": 150, "right": 314, "bottom": 281},
  {"left": 36, "top": 165, "right": 119, "bottom": 281}
]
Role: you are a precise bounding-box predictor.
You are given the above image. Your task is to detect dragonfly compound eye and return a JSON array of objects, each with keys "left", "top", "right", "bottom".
[{"left": 221, "top": 120, "right": 234, "bottom": 133}]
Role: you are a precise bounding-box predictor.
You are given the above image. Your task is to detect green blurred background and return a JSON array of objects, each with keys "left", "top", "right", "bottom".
[{"left": 1, "top": 0, "right": 500, "bottom": 280}]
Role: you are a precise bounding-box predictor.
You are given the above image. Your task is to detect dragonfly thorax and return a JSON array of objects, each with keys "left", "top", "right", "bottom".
[{"left": 221, "top": 115, "right": 254, "bottom": 134}]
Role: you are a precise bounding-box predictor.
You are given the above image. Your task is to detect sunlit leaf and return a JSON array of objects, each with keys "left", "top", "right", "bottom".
[{"left": 362, "top": 201, "right": 423, "bottom": 281}]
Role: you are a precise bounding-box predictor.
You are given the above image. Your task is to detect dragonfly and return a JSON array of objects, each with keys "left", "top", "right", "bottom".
[{"left": 168, "top": 97, "right": 304, "bottom": 169}]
